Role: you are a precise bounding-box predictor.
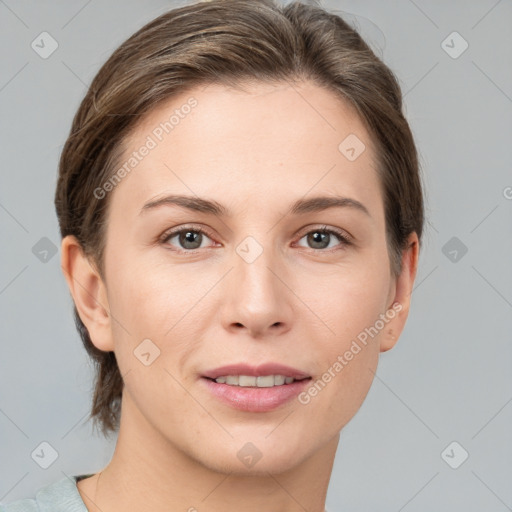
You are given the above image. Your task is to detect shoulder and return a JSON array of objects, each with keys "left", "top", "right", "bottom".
[
  {"left": 0, "top": 474, "right": 92, "bottom": 512},
  {"left": 0, "top": 497, "right": 39, "bottom": 512}
]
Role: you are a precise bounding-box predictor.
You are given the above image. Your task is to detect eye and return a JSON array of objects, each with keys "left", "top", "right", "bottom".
[
  {"left": 161, "top": 226, "right": 216, "bottom": 252},
  {"left": 159, "top": 224, "right": 351, "bottom": 253},
  {"left": 295, "top": 226, "right": 352, "bottom": 251}
]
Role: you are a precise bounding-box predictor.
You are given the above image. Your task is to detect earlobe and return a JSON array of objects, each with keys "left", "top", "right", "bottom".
[
  {"left": 380, "top": 233, "right": 420, "bottom": 353},
  {"left": 60, "top": 235, "right": 114, "bottom": 352}
]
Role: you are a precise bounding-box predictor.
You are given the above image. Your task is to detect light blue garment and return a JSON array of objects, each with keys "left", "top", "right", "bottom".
[
  {"left": 0, "top": 475, "right": 92, "bottom": 512},
  {"left": 0, "top": 475, "right": 331, "bottom": 511}
]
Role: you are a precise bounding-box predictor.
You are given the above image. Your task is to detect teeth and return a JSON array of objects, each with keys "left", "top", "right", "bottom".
[
  {"left": 213, "top": 374, "right": 298, "bottom": 387},
  {"left": 239, "top": 375, "right": 256, "bottom": 386},
  {"left": 274, "top": 375, "right": 286, "bottom": 385},
  {"left": 226, "top": 375, "right": 239, "bottom": 385}
]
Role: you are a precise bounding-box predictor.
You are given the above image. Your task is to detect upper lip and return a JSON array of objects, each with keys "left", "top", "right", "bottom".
[{"left": 202, "top": 363, "right": 311, "bottom": 380}]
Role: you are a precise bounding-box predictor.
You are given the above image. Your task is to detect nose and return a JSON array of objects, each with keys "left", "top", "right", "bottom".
[{"left": 219, "top": 241, "right": 294, "bottom": 339}]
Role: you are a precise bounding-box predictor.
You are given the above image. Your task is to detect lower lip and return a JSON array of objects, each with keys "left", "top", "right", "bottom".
[{"left": 201, "top": 377, "right": 311, "bottom": 412}]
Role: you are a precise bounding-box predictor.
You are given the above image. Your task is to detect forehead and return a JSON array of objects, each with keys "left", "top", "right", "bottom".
[{"left": 110, "top": 80, "right": 382, "bottom": 220}]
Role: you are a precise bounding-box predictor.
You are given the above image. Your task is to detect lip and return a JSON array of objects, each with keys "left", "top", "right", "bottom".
[
  {"left": 201, "top": 363, "right": 310, "bottom": 380},
  {"left": 201, "top": 377, "right": 311, "bottom": 412}
]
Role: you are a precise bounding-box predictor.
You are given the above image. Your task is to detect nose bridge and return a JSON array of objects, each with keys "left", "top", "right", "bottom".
[
  {"left": 221, "top": 233, "right": 292, "bottom": 335},
  {"left": 235, "top": 235, "right": 280, "bottom": 305}
]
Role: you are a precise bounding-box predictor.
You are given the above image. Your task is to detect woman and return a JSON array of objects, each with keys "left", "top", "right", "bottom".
[{"left": 1, "top": 0, "right": 422, "bottom": 510}]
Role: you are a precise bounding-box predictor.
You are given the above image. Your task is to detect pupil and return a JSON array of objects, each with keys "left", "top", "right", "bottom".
[
  {"left": 309, "top": 231, "right": 328, "bottom": 249},
  {"left": 181, "top": 231, "right": 201, "bottom": 249}
]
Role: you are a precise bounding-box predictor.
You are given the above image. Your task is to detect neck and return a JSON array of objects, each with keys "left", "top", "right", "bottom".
[{"left": 79, "top": 391, "right": 338, "bottom": 512}]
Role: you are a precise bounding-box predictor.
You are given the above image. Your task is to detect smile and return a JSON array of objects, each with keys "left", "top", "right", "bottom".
[{"left": 208, "top": 375, "right": 309, "bottom": 387}]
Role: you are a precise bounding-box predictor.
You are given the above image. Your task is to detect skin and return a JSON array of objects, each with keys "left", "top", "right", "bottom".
[{"left": 62, "top": 80, "right": 419, "bottom": 512}]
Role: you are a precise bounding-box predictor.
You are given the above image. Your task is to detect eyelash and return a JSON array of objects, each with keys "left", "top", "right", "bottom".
[{"left": 159, "top": 224, "right": 352, "bottom": 254}]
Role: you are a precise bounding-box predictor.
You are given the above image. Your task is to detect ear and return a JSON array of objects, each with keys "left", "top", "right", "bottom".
[
  {"left": 60, "top": 235, "right": 114, "bottom": 352},
  {"left": 380, "top": 232, "right": 420, "bottom": 353}
]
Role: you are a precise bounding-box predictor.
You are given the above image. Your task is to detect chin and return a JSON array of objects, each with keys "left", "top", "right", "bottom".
[
  {"left": 201, "top": 451, "right": 306, "bottom": 477},
  {"left": 190, "top": 434, "right": 313, "bottom": 476}
]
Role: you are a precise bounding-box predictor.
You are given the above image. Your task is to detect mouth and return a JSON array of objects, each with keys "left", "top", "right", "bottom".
[
  {"left": 203, "top": 374, "right": 311, "bottom": 387},
  {"left": 202, "top": 362, "right": 311, "bottom": 382},
  {"left": 200, "top": 363, "right": 312, "bottom": 412}
]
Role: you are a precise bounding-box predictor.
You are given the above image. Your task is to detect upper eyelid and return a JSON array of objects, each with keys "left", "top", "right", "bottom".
[
  {"left": 161, "top": 224, "right": 348, "bottom": 237},
  {"left": 160, "top": 224, "right": 216, "bottom": 244},
  {"left": 297, "top": 224, "right": 351, "bottom": 238}
]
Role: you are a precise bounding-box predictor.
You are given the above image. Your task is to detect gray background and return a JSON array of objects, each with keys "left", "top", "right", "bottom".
[{"left": 1, "top": 0, "right": 511, "bottom": 510}]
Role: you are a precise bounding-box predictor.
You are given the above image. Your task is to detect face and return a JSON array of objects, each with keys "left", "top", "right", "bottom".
[{"left": 79, "top": 80, "right": 413, "bottom": 475}]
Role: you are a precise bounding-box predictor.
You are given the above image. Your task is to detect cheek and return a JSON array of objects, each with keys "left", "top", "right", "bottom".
[
  {"left": 104, "top": 260, "right": 206, "bottom": 427},
  {"left": 107, "top": 251, "right": 210, "bottom": 335},
  {"left": 302, "top": 258, "right": 391, "bottom": 344},
  {"left": 307, "top": 346, "right": 379, "bottom": 435},
  {"left": 294, "top": 263, "right": 389, "bottom": 427},
  {"left": 104, "top": 252, "right": 211, "bottom": 383},
  {"left": 297, "top": 308, "right": 381, "bottom": 436}
]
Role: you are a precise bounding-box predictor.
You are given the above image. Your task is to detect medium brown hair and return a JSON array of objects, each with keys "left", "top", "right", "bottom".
[{"left": 55, "top": 0, "right": 424, "bottom": 437}]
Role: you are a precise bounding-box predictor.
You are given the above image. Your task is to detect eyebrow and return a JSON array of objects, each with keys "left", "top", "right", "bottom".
[{"left": 140, "top": 194, "right": 370, "bottom": 217}]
